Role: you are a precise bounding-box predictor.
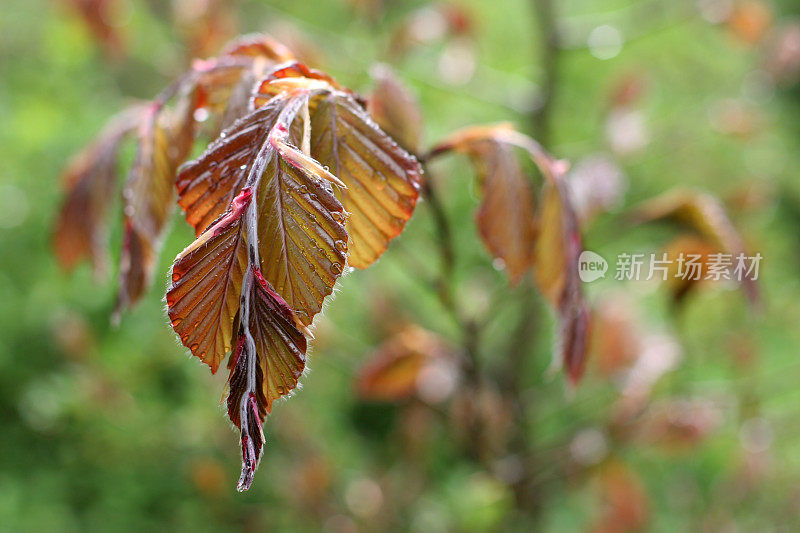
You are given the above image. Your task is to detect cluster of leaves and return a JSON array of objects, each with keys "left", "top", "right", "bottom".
[{"left": 54, "top": 34, "right": 589, "bottom": 490}]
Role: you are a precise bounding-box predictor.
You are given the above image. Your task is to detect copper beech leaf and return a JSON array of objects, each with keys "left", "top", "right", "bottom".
[
  {"left": 54, "top": 104, "right": 147, "bottom": 277},
  {"left": 429, "top": 127, "right": 537, "bottom": 282},
  {"left": 367, "top": 64, "right": 424, "bottom": 154},
  {"left": 252, "top": 66, "right": 422, "bottom": 268},
  {"left": 533, "top": 173, "right": 591, "bottom": 384},
  {"left": 116, "top": 92, "right": 197, "bottom": 316},
  {"left": 186, "top": 66, "right": 423, "bottom": 270},
  {"left": 227, "top": 266, "right": 308, "bottom": 491},
  {"left": 355, "top": 325, "right": 457, "bottom": 403},
  {"left": 166, "top": 188, "right": 251, "bottom": 373},
  {"left": 307, "top": 91, "right": 422, "bottom": 268},
  {"left": 168, "top": 89, "right": 347, "bottom": 490},
  {"left": 176, "top": 92, "right": 348, "bottom": 326},
  {"left": 56, "top": 33, "right": 297, "bottom": 317},
  {"left": 428, "top": 124, "right": 590, "bottom": 384},
  {"left": 631, "top": 188, "right": 760, "bottom": 306}
]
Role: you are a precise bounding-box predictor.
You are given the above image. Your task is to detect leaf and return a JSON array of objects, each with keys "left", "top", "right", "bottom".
[
  {"left": 221, "top": 33, "right": 296, "bottom": 62},
  {"left": 116, "top": 90, "right": 198, "bottom": 315},
  {"left": 472, "top": 140, "right": 537, "bottom": 282},
  {"left": 307, "top": 91, "right": 422, "bottom": 269},
  {"left": 660, "top": 234, "right": 718, "bottom": 304},
  {"left": 177, "top": 100, "right": 283, "bottom": 234},
  {"left": 176, "top": 92, "right": 348, "bottom": 325},
  {"left": 173, "top": 0, "right": 237, "bottom": 60},
  {"left": 63, "top": 0, "right": 126, "bottom": 59},
  {"left": 168, "top": 89, "right": 348, "bottom": 490},
  {"left": 428, "top": 124, "right": 537, "bottom": 283},
  {"left": 355, "top": 325, "right": 457, "bottom": 403},
  {"left": 167, "top": 188, "right": 251, "bottom": 373},
  {"left": 367, "top": 64, "right": 424, "bottom": 153},
  {"left": 631, "top": 188, "right": 760, "bottom": 306},
  {"left": 535, "top": 178, "right": 592, "bottom": 384},
  {"left": 54, "top": 104, "right": 146, "bottom": 276},
  {"left": 227, "top": 266, "right": 308, "bottom": 491},
  {"left": 590, "top": 460, "right": 650, "bottom": 533},
  {"left": 428, "top": 124, "right": 590, "bottom": 384},
  {"left": 251, "top": 69, "right": 422, "bottom": 269},
  {"left": 255, "top": 139, "right": 349, "bottom": 326}
]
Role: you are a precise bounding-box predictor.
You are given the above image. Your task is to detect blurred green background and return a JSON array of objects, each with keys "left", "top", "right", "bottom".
[{"left": 2, "top": 0, "right": 800, "bottom": 531}]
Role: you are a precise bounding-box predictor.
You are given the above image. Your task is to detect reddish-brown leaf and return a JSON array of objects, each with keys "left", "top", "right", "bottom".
[
  {"left": 167, "top": 188, "right": 251, "bottom": 373},
  {"left": 221, "top": 33, "right": 295, "bottom": 62},
  {"left": 116, "top": 91, "right": 197, "bottom": 315},
  {"left": 54, "top": 104, "right": 146, "bottom": 276},
  {"left": 177, "top": 100, "right": 283, "bottom": 234},
  {"left": 631, "top": 188, "right": 760, "bottom": 306},
  {"left": 173, "top": 0, "right": 238, "bottom": 60},
  {"left": 176, "top": 92, "right": 348, "bottom": 326},
  {"left": 249, "top": 65, "right": 422, "bottom": 269},
  {"left": 168, "top": 90, "right": 348, "bottom": 490},
  {"left": 367, "top": 64, "right": 424, "bottom": 153},
  {"left": 660, "top": 234, "right": 719, "bottom": 304},
  {"left": 306, "top": 91, "right": 422, "bottom": 269},
  {"left": 227, "top": 266, "right": 308, "bottom": 491},
  {"left": 63, "top": 0, "right": 126, "bottom": 58},
  {"left": 428, "top": 124, "right": 537, "bottom": 283},
  {"left": 429, "top": 124, "right": 590, "bottom": 383},
  {"left": 356, "top": 325, "right": 457, "bottom": 403},
  {"left": 473, "top": 140, "right": 537, "bottom": 283}
]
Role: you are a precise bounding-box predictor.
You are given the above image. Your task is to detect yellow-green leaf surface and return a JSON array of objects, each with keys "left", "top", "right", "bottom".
[{"left": 308, "top": 92, "right": 422, "bottom": 269}]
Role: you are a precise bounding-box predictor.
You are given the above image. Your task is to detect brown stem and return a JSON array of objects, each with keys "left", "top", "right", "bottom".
[
  {"left": 531, "top": 0, "right": 559, "bottom": 144},
  {"left": 420, "top": 170, "right": 457, "bottom": 319}
]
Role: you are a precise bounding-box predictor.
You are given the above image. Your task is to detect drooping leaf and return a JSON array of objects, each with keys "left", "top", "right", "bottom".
[
  {"left": 167, "top": 188, "right": 252, "bottom": 373},
  {"left": 176, "top": 100, "right": 283, "bottom": 234},
  {"left": 355, "top": 325, "right": 457, "bottom": 403},
  {"left": 367, "top": 64, "right": 424, "bottom": 154},
  {"left": 191, "top": 34, "right": 297, "bottom": 124},
  {"left": 255, "top": 139, "right": 349, "bottom": 326},
  {"left": 227, "top": 266, "right": 308, "bottom": 491},
  {"left": 248, "top": 68, "right": 423, "bottom": 269},
  {"left": 428, "top": 123, "right": 590, "bottom": 384},
  {"left": 531, "top": 163, "right": 591, "bottom": 384},
  {"left": 176, "top": 92, "right": 348, "bottom": 325},
  {"left": 168, "top": 89, "right": 348, "bottom": 490},
  {"left": 54, "top": 104, "right": 146, "bottom": 276},
  {"left": 307, "top": 91, "right": 422, "bottom": 268},
  {"left": 228, "top": 267, "right": 308, "bottom": 420},
  {"left": 659, "top": 234, "right": 718, "bottom": 304},
  {"left": 173, "top": 0, "right": 237, "bottom": 60},
  {"left": 631, "top": 188, "right": 760, "bottom": 306},
  {"left": 471, "top": 140, "right": 537, "bottom": 282},
  {"left": 63, "top": 0, "right": 126, "bottom": 58},
  {"left": 116, "top": 90, "right": 198, "bottom": 315}
]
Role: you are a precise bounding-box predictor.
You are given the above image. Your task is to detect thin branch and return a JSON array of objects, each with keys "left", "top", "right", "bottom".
[{"left": 531, "top": 0, "right": 560, "bottom": 144}]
